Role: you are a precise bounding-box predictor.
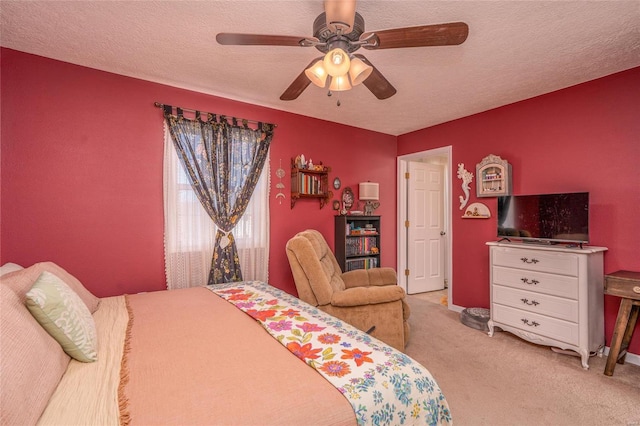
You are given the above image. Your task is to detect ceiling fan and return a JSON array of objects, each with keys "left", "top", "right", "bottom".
[{"left": 216, "top": 0, "right": 468, "bottom": 101}]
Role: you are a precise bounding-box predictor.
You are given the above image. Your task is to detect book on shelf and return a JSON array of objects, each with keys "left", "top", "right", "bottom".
[
  {"left": 298, "top": 173, "right": 323, "bottom": 195},
  {"left": 345, "top": 257, "right": 378, "bottom": 272},
  {"left": 345, "top": 236, "right": 378, "bottom": 256},
  {"left": 349, "top": 227, "right": 377, "bottom": 236}
]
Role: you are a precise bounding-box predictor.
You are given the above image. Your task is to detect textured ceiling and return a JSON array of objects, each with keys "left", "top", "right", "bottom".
[{"left": 2, "top": 1, "right": 639, "bottom": 135}]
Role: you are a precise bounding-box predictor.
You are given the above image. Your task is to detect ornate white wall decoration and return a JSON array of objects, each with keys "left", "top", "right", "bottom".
[{"left": 457, "top": 163, "right": 473, "bottom": 210}]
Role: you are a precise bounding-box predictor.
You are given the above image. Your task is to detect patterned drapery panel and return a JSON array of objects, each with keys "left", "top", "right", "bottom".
[{"left": 164, "top": 108, "right": 274, "bottom": 284}]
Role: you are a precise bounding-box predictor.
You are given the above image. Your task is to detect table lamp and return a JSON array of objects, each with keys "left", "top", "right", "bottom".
[{"left": 359, "top": 182, "right": 380, "bottom": 216}]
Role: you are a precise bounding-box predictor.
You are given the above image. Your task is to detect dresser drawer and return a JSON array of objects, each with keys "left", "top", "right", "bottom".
[
  {"left": 492, "top": 304, "right": 579, "bottom": 345},
  {"left": 492, "top": 285, "right": 578, "bottom": 322},
  {"left": 493, "top": 266, "right": 579, "bottom": 299},
  {"left": 492, "top": 247, "right": 578, "bottom": 276}
]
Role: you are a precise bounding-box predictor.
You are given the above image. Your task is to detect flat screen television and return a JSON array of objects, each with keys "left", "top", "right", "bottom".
[{"left": 497, "top": 192, "right": 589, "bottom": 245}]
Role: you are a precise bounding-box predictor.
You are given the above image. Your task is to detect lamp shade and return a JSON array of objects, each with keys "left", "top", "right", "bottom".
[
  {"left": 305, "top": 59, "right": 328, "bottom": 87},
  {"left": 323, "top": 48, "right": 351, "bottom": 77},
  {"left": 329, "top": 74, "right": 352, "bottom": 91},
  {"left": 348, "top": 57, "right": 373, "bottom": 86},
  {"left": 359, "top": 182, "right": 379, "bottom": 200}
]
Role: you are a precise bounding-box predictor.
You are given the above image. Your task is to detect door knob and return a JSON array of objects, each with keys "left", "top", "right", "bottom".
[{"left": 440, "top": 231, "right": 446, "bottom": 236}]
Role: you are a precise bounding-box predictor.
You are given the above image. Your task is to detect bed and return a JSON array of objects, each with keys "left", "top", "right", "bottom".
[{"left": 1, "top": 262, "right": 451, "bottom": 425}]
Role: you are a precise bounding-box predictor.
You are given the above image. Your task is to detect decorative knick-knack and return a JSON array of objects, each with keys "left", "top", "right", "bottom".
[{"left": 457, "top": 163, "right": 473, "bottom": 210}]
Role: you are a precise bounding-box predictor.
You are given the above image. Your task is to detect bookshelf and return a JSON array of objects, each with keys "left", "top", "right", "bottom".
[{"left": 334, "top": 215, "right": 381, "bottom": 272}]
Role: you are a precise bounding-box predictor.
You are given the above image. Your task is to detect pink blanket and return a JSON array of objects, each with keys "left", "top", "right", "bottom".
[{"left": 121, "top": 286, "right": 356, "bottom": 425}]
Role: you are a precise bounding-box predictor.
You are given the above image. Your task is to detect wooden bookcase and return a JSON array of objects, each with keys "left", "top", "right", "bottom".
[{"left": 335, "top": 215, "right": 381, "bottom": 272}]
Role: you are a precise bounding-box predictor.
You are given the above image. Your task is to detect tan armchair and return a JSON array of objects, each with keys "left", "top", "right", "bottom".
[{"left": 286, "top": 230, "right": 410, "bottom": 351}]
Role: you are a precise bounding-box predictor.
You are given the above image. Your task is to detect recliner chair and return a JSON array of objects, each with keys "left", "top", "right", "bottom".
[{"left": 285, "top": 229, "right": 410, "bottom": 351}]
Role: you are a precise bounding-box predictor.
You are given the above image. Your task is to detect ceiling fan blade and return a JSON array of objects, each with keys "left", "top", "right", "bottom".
[
  {"left": 216, "top": 33, "right": 316, "bottom": 47},
  {"left": 362, "top": 22, "right": 469, "bottom": 50},
  {"left": 280, "top": 58, "right": 321, "bottom": 101},
  {"left": 353, "top": 54, "right": 396, "bottom": 100}
]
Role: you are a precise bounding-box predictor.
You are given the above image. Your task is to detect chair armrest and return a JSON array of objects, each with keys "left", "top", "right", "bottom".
[
  {"left": 341, "top": 267, "right": 398, "bottom": 289},
  {"left": 331, "top": 285, "right": 405, "bottom": 307}
]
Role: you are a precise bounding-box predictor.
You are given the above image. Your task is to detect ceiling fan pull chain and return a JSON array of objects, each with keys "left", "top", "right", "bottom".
[{"left": 324, "top": 89, "right": 340, "bottom": 106}]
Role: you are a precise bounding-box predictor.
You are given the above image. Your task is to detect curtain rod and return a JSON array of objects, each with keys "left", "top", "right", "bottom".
[{"left": 154, "top": 102, "right": 276, "bottom": 127}]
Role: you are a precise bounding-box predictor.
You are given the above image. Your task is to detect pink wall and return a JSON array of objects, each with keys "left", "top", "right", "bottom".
[
  {"left": 398, "top": 67, "right": 640, "bottom": 354},
  {"left": 1, "top": 48, "right": 396, "bottom": 297}
]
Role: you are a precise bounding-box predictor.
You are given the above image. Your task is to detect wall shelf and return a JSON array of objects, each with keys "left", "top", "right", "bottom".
[
  {"left": 476, "top": 154, "right": 512, "bottom": 198},
  {"left": 290, "top": 158, "right": 332, "bottom": 209}
]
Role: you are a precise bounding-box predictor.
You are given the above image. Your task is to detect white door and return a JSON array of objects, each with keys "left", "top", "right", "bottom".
[{"left": 407, "top": 161, "right": 445, "bottom": 294}]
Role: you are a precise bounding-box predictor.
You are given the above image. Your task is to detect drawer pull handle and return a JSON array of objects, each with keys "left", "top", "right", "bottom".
[
  {"left": 520, "top": 257, "right": 539, "bottom": 264},
  {"left": 521, "top": 298, "right": 540, "bottom": 306},
  {"left": 520, "top": 277, "right": 539, "bottom": 285},
  {"left": 634, "top": 286, "right": 640, "bottom": 294},
  {"left": 521, "top": 319, "right": 540, "bottom": 327}
]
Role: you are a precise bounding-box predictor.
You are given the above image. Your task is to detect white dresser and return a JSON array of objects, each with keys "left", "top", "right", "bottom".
[{"left": 487, "top": 242, "right": 607, "bottom": 368}]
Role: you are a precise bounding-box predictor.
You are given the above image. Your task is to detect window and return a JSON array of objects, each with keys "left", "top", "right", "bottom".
[{"left": 163, "top": 123, "right": 269, "bottom": 289}]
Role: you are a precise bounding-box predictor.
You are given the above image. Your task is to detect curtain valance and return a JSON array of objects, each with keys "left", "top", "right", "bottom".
[{"left": 157, "top": 102, "right": 276, "bottom": 133}]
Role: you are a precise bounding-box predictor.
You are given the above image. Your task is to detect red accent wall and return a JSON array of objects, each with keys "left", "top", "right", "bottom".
[
  {"left": 1, "top": 48, "right": 396, "bottom": 297},
  {"left": 3, "top": 48, "right": 638, "bottom": 356},
  {"left": 398, "top": 66, "right": 640, "bottom": 354}
]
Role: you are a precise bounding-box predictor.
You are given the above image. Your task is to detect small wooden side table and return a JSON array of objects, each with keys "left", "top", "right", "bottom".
[{"left": 604, "top": 270, "right": 640, "bottom": 376}]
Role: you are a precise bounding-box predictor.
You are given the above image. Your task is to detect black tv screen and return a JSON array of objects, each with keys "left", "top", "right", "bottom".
[{"left": 497, "top": 192, "right": 589, "bottom": 244}]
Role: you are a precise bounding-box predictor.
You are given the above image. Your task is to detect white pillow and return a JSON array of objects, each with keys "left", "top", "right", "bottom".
[
  {"left": 25, "top": 271, "right": 98, "bottom": 362},
  {"left": 0, "top": 263, "right": 24, "bottom": 276}
]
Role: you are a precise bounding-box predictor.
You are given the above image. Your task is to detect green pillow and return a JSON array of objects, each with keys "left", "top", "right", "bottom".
[{"left": 25, "top": 271, "right": 97, "bottom": 362}]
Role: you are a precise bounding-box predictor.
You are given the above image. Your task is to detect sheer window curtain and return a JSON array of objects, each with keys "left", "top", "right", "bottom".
[{"left": 163, "top": 123, "right": 270, "bottom": 290}]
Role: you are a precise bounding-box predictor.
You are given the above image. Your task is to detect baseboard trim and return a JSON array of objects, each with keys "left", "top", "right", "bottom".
[
  {"left": 602, "top": 346, "right": 640, "bottom": 367},
  {"left": 447, "top": 305, "right": 640, "bottom": 367},
  {"left": 449, "top": 303, "right": 465, "bottom": 313}
]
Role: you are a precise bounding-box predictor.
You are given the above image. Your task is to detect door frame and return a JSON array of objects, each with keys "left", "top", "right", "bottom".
[{"left": 397, "top": 146, "right": 454, "bottom": 309}]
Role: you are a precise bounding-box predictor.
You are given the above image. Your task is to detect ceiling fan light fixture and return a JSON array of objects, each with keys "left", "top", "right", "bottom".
[
  {"left": 304, "top": 59, "right": 328, "bottom": 87},
  {"left": 324, "top": 0, "right": 356, "bottom": 33},
  {"left": 323, "top": 48, "right": 350, "bottom": 77},
  {"left": 329, "top": 74, "right": 352, "bottom": 92},
  {"left": 348, "top": 57, "right": 373, "bottom": 86},
  {"left": 217, "top": 6, "right": 469, "bottom": 102}
]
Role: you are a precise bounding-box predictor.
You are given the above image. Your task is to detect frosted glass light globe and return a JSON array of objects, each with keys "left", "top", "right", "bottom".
[{"left": 323, "top": 48, "right": 350, "bottom": 77}]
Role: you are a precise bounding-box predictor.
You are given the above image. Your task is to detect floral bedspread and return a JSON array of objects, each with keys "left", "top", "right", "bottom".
[{"left": 209, "top": 281, "right": 452, "bottom": 426}]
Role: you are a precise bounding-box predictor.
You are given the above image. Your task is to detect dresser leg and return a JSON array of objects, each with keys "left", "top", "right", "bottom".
[
  {"left": 487, "top": 320, "right": 495, "bottom": 337},
  {"left": 579, "top": 349, "right": 590, "bottom": 369}
]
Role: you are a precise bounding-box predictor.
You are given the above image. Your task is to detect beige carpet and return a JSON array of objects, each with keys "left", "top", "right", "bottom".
[{"left": 404, "top": 294, "right": 640, "bottom": 426}]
